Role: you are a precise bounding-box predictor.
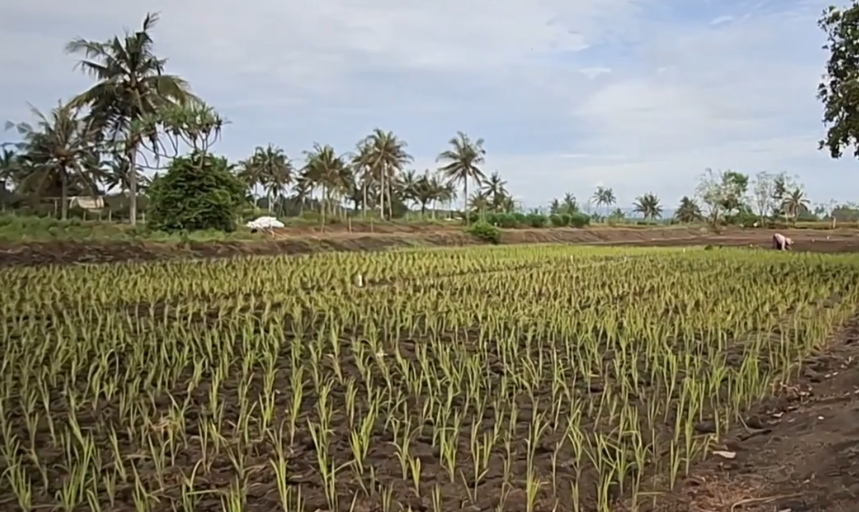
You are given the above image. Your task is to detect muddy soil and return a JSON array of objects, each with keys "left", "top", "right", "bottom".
[{"left": 1, "top": 226, "right": 858, "bottom": 267}]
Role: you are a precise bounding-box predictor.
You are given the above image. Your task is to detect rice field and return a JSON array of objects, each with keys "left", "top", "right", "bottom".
[{"left": 1, "top": 245, "right": 858, "bottom": 512}]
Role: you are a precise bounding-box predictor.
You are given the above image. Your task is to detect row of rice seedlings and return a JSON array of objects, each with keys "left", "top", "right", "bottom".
[{"left": 0, "top": 245, "right": 687, "bottom": 311}]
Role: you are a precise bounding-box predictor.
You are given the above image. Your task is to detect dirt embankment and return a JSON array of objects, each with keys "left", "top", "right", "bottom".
[{"left": 1, "top": 226, "right": 858, "bottom": 267}]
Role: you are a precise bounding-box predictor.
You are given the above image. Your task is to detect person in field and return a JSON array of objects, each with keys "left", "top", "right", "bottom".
[{"left": 772, "top": 233, "right": 792, "bottom": 250}]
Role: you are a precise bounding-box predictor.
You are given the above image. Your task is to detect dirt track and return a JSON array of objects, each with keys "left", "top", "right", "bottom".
[{"left": 1, "top": 226, "right": 858, "bottom": 266}]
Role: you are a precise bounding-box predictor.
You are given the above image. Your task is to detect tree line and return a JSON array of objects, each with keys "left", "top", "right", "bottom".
[{"left": 2, "top": 4, "right": 859, "bottom": 232}]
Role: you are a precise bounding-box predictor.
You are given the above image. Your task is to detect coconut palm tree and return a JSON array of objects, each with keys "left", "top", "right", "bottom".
[
  {"left": 65, "top": 12, "right": 198, "bottom": 225},
  {"left": 409, "top": 171, "right": 439, "bottom": 216},
  {"left": 674, "top": 196, "right": 703, "bottom": 223},
  {"left": 427, "top": 178, "right": 456, "bottom": 218},
  {"left": 341, "top": 175, "right": 362, "bottom": 213},
  {"left": 481, "top": 171, "right": 509, "bottom": 212},
  {"left": 302, "top": 143, "right": 351, "bottom": 224},
  {"left": 437, "top": 131, "right": 486, "bottom": 216},
  {"left": 468, "top": 191, "right": 491, "bottom": 217},
  {"left": 6, "top": 102, "right": 101, "bottom": 219},
  {"left": 591, "top": 187, "right": 605, "bottom": 216},
  {"left": 291, "top": 173, "right": 313, "bottom": 215},
  {"left": 0, "top": 147, "right": 22, "bottom": 189},
  {"left": 633, "top": 193, "right": 662, "bottom": 221},
  {"left": 236, "top": 157, "right": 264, "bottom": 199},
  {"left": 241, "top": 144, "right": 293, "bottom": 214},
  {"left": 497, "top": 195, "right": 518, "bottom": 213},
  {"left": 561, "top": 193, "right": 579, "bottom": 214},
  {"left": 0, "top": 147, "right": 22, "bottom": 209},
  {"left": 350, "top": 141, "right": 375, "bottom": 217},
  {"left": 356, "top": 129, "right": 412, "bottom": 220},
  {"left": 442, "top": 182, "right": 457, "bottom": 212},
  {"left": 398, "top": 169, "right": 420, "bottom": 211},
  {"left": 782, "top": 188, "right": 810, "bottom": 222},
  {"left": 98, "top": 154, "right": 148, "bottom": 196},
  {"left": 592, "top": 186, "right": 616, "bottom": 219}
]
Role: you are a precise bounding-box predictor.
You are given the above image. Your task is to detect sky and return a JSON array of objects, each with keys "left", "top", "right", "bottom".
[{"left": 1, "top": 0, "right": 858, "bottom": 211}]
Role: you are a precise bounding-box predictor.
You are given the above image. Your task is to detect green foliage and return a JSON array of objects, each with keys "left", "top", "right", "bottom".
[
  {"left": 723, "top": 211, "right": 759, "bottom": 227},
  {"left": 832, "top": 204, "right": 859, "bottom": 222},
  {"left": 147, "top": 151, "right": 247, "bottom": 233},
  {"left": 481, "top": 212, "right": 519, "bottom": 228},
  {"left": 550, "top": 214, "right": 569, "bottom": 227},
  {"left": 548, "top": 213, "right": 591, "bottom": 228},
  {"left": 633, "top": 193, "right": 663, "bottom": 220},
  {"left": 466, "top": 221, "right": 501, "bottom": 244},
  {"left": 718, "top": 171, "right": 749, "bottom": 214},
  {"left": 674, "top": 196, "right": 703, "bottom": 223},
  {"left": 241, "top": 207, "right": 274, "bottom": 222},
  {"left": 0, "top": 212, "right": 262, "bottom": 242},
  {"left": 819, "top": 2, "right": 859, "bottom": 159},
  {"left": 525, "top": 213, "right": 547, "bottom": 228},
  {"left": 568, "top": 212, "right": 590, "bottom": 228},
  {"left": 464, "top": 211, "right": 590, "bottom": 229}
]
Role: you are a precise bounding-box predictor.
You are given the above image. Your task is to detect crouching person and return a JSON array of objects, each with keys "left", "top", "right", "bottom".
[{"left": 772, "top": 233, "right": 793, "bottom": 250}]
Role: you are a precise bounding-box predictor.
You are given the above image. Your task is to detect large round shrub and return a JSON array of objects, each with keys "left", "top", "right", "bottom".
[
  {"left": 466, "top": 221, "right": 501, "bottom": 244},
  {"left": 147, "top": 152, "right": 247, "bottom": 233}
]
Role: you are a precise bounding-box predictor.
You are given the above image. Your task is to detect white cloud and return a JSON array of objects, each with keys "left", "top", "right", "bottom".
[
  {"left": 580, "top": 67, "right": 613, "bottom": 79},
  {"left": 710, "top": 15, "right": 734, "bottom": 26},
  {"left": 1, "top": 0, "right": 855, "bottom": 211}
]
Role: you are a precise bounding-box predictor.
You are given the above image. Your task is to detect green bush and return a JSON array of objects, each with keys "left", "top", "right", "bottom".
[
  {"left": 466, "top": 221, "right": 501, "bottom": 244},
  {"left": 525, "top": 213, "right": 548, "bottom": 228},
  {"left": 723, "top": 211, "right": 759, "bottom": 227},
  {"left": 549, "top": 214, "right": 569, "bottom": 227},
  {"left": 485, "top": 212, "right": 520, "bottom": 228},
  {"left": 457, "top": 211, "right": 587, "bottom": 229},
  {"left": 241, "top": 207, "right": 274, "bottom": 222},
  {"left": 569, "top": 212, "right": 591, "bottom": 228},
  {"left": 147, "top": 151, "right": 248, "bottom": 233},
  {"left": 510, "top": 212, "right": 527, "bottom": 225}
]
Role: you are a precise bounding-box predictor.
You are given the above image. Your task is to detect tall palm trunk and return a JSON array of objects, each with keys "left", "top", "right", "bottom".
[
  {"left": 127, "top": 144, "right": 138, "bottom": 225},
  {"left": 387, "top": 182, "right": 394, "bottom": 219},
  {"left": 60, "top": 169, "right": 69, "bottom": 220},
  {"left": 379, "top": 167, "right": 386, "bottom": 220},
  {"left": 462, "top": 180, "right": 468, "bottom": 220},
  {"left": 321, "top": 185, "right": 327, "bottom": 225}
]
